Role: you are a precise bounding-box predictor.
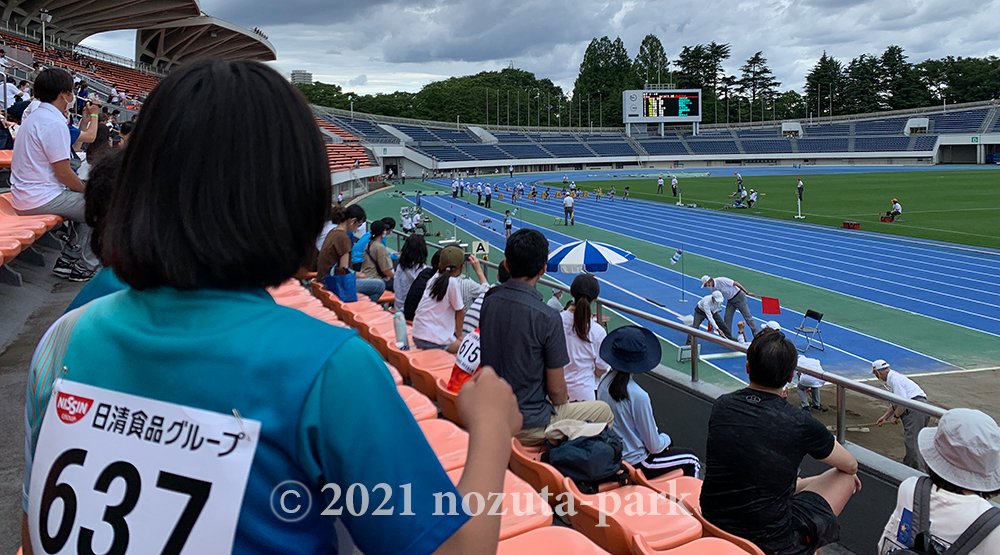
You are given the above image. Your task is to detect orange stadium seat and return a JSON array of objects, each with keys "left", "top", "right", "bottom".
[
  {"left": 446, "top": 467, "right": 553, "bottom": 540},
  {"left": 497, "top": 527, "right": 611, "bottom": 555},
  {"left": 0, "top": 238, "right": 21, "bottom": 261},
  {"left": 434, "top": 377, "right": 463, "bottom": 427},
  {"left": 406, "top": 349, "right": 456, "bottom": 400},
  {"left": 678, "top": 497, "right": 764, "bottom": 555},
  {"left": 385, "top": 363, "right": 403, "bottom": 385},
  {"left": 397, "top": 385, "right": 437, "bottom": 422},
  {"left": 561, "top": 477, "right": 702, "bottom": 555},
  {"left": 629, "top": 467, "right": 703, "bottom": 510},
  {"left": 1, "top": 194, "right": 63, "bottom": 229},
  {"left": 0, "top": 150, "right": 12, "bottom": 168},
  {"left": 0, "top": 228, "right": 36, "bottom": 248},
  {"left": 417, "top": 419, "right": 469, "bottom": 471}
]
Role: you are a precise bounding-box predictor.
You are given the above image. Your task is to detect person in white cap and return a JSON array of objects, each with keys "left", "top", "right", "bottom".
[
  {"left": 547, "top": 288, "right": 564, "bottom": 312},
  {"left": 872, "top": 359, "right": 930, "bottom": 470},
  {"left": 702, "top": 275, "right": 760, "bottom": 339},
  {"left": 686, "top": 291, "right": 734, "bottom": 345},
  {"left": 878, "top": 409, "right": 1000, "bottom": 554}
]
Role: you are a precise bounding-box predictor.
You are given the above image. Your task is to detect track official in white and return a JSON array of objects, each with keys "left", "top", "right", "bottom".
[{"left": 701, "top": 275, "right": 760, "bottom": 339}]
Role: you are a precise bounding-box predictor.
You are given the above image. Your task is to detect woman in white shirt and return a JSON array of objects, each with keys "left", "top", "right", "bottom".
[
  {"left": 393, "top": 233, "right": 428, "bottom": 312},
  {"left": 561, "top": 274, "right": 610, "bottom": 402},
  {"left": 412, "top": 245, "right": 466, "bottom": 353},
  {"left": 878, "top": 409, "right": 1000, "bottom": 555}
]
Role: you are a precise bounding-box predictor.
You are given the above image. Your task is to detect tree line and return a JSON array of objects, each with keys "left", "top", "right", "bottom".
[{"left": 297, "top": 35, "right": 1000, "bottom": 129}]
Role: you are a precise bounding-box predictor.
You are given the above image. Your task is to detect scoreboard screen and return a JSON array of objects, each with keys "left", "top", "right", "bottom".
[{"left": 622, "top": 89, "right": 702, "bottom": 123}]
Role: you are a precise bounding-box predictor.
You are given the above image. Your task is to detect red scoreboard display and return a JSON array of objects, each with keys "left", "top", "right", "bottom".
[{"left": 622, "top": 89, "right": 702, "bottom": 123}]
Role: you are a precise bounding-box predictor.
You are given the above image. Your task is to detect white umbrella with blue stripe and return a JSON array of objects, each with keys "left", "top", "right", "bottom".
[{"left": 546, "top": 240, "right": 636, "bottom": 274}]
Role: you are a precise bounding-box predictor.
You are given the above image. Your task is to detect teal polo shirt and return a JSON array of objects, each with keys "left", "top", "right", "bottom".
[{"left": 25, "top": 288, "right": 468, "bottom": 555}]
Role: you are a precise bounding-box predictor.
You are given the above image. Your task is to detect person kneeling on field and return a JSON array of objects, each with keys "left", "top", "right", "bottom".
[
  {"left": 701, "top": 329, "right": 861, "bottom": 555},
  {"left": 597, "top": 326, "right": 701, "bottom": 478},
  {"left": 888, "top": 198, "right": 902, "bottom": 221}
]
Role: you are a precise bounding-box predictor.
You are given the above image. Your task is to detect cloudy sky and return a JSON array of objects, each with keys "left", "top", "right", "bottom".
[{"left": 81, "top": 0, "right": 1000, "bottom": 96}]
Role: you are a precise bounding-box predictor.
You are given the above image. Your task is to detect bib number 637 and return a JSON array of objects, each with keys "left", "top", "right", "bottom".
[{"left": 39, "top": 448, "right": 209, "bottom": 555}]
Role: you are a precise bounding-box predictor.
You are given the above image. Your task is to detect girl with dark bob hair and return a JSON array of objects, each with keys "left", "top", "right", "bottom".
[{"left": 22, "top": 60, "right": 520, "bottom": 555}]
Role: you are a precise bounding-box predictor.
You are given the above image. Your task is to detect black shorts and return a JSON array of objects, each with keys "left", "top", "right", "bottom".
[{"left": 761, "top": 492, "right": 839, "bottom": 555}]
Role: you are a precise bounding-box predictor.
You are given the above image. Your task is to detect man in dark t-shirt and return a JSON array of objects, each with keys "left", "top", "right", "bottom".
[
  {"left": 479, "top": 229, "right": 613, "bottom": 446},
  {"left": 701, "top": 330, "right": 862, "bottom": 555}
]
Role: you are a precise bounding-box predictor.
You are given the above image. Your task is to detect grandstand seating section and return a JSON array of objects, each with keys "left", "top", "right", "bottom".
[
  {"left": 855, "top": 118, "right": 906, "bottom": 135},
  {"left": 1, "top": 31, "right": 159, "bottom": 99},
  {"left": 588, "top": 141, "right": 638, "bottom": 156},
  {"left": 804, "top": 124, "right": 849, "bottom": 136},
  {"left": 741, "top": 139, "right": 792, "bottom": 154},
  {"left": 327, "top": 117, "right": 398, "bottom": 142},
  {"left": 500, "top": 144, "right": 551, "bottom": 159},
  {"left": 543, "top": 143, "right": 596, "bottom": 157},
  {"left": 930, "top": 109, "right": 989, "bottom": 133},
  {"left": 913, "top": 135, "right": 939, "bottom": 151},
  {"left": 797, "top": 138, "right": 848, "bottom": 153},
  {"left": 458, "top": 145, "right": 509, "bottom": 160},
  {"left": 855, "top": 137, "right": 911, "bottom": 152},
  {"left": 286, "top": 277, "right": 765, "bottom": 555},
  {"left": 687, "top": 140, "right": 739, "bottom": 155},
  {"left": 736, "top": 129, "right": 779, "bottom": 138},
  {"left": 638, "top": 141, "right": 689, "bottom": 155}
]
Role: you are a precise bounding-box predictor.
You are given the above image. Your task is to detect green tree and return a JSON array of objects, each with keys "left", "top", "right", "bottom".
[
  {"left": 804, "top": 51, "right": 844, "bottom": 117},
  {"left": 675, "top": 44, "right": 712, "bottom": 89},
  {"left": 633, "top": 34, "right": 669, "bottom": 86},
  {"left": 738, "top": 51, "right": 780, "bottom": 121},
  {"left": 573, "top": 36, "right": 640, "bottom": 128},
  {"left": 879, "top": 45, "right": 931, "bottom": 110},
  {"left": 841, "top": 54, "right": 881, "bottom": 114},
  {"left": 706, "top": 42, "right": 731, "bottom": 124}
]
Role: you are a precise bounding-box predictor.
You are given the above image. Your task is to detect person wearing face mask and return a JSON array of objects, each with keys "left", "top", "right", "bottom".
[
  {"left": 9, "top": 68, "right": 99, "bottom": 282},
  {"left": 317, "top": 203, "right": 386, "bottom": 302}
]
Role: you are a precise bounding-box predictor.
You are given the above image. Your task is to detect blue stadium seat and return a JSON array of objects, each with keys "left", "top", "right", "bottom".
[
  {"left": 329, "top": 117, "right": 397, "bottom": 142},
  {"left": 913, "top": 135, "right": 938, "bottom": 151},
  {"left": 736, "top": 128, "right": 780, "bottom": 138},
  {"left": 588, "top": 142, "right": 638, "bottom": 156},
  {"left": 855, "top": 137, "right": 910, "bottom": 152},
  {"left": 500, "top": 144, "right": 550, "bottom": 159},
  {"left": 741, "top": 139, "right": 792, "bottom": 154},
  {"left": 419, "top": 146, "right": 474, "bottom": 161},
  {"left": 543, "top": 143, "right": 596, "bottom": 157},
  {"left": 930, "top": 109, "right": 989, "bottom": 133},
  {"left": 434, "top": 129, "right": 478, "bottom": 143},
  {"left": 804, "top": 124, "right": 849, "bottom": 136},
  {"left": 687, "top": 140, "right": 739, "bottom": 155},
  {"left": 394, "top": 125, "right": 439, "bottom": 142},
  {"left": 638, "top": 141, "right": 688, "bottom": 155},
  {"left": 494, "top": 133, "right": 530, "bottom": 142},
  {"left": 855, "top": 118, "right": 906, "bottom": 135},
  {"left": 797, "top": 138, "right": 848, "bottom": 153},
  {"left": 458, "top": 145, "right": 509, "bottom": 160}
]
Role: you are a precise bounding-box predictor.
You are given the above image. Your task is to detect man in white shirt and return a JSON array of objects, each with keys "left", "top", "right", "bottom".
[
  {"left": 671, "top": 175, "right": 678, "bottom": 197},
  {"left": 878, "top": 409, "right": 1000, "bottom": 555},
  {"left": 509, "top": 164, "right": 514, "bottom": 178},
  {"left": 400, "top": 169, "right": 406, "bottom": 184},
  {"left": 10, "top": 68, "right": 97, "bottom": 281},
  {"left": 547, "top": 289, "right": 564, "bottom": 312},
  {"left": 748, "top": 189, "right": 758, "bottom": 208},
  {"left": 562, "top": 193, "right": 574, "bottom": 226},
  {"left": 484, "top": 184, "right": 492, "bottom": 208},
  {"left": 734, "top": 172, "right": 743, "bottom": 191},
  {"left": 701, "top": 275, "right": 759, "bottom": 339},
  {"left": 686, "top": 291, "right": 732, "bottom": 344},
  {"left": 656, "top": 175, "right": 664, "bottom": 194},
  {"left": 109, "top": 85, "right": 120, "bottom": 104},
  {"left": 475, "top": 183, "right": 483, "bottom": 205},
  {"left": 451, "top": 180, "right": 458, "bottom": 199},
  {"left": 873, "top": 359, "right": 929, "bottom": 470},
  {"left": 889, "top": 198, "right": 902, "bottom": 221},
  {"left": 797, "top": 178, "right": 804, "bottom": 201}
]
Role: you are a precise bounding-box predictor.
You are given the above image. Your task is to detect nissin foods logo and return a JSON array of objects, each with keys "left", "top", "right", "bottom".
[{"left": 56, "top": 392, "right": 93, "bottom": 424}]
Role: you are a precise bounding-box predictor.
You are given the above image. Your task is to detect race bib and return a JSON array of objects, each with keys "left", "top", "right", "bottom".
[
  {"left": 454, "top": 329, "right": 481, "bottom": 376},
  {"left": 29, "top": 380, "right": 260, "bottom": 555}
]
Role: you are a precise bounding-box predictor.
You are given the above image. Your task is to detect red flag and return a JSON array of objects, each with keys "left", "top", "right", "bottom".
[{"left": 761, "top": 297, "right": 781, "bottom": 315}]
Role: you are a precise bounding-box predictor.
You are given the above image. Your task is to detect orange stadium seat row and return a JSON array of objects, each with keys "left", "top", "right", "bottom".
[
  {"left": 302, "top": 278, "right": 763, "bottom": 555},
  {"left": 0, "top": 192, "right": 64, "bottom": 286},
  {"left": 325, "top": 144, "right": 373, "bottom": 173},
  {"left": 315, "top": 117, "right": 360, "bottom": 142}
]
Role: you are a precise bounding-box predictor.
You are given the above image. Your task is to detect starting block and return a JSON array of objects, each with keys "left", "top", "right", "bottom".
[
  {"left": 554, "top": 217, "right": 565, "bottom": 225},
  {"left": 498, "top": 193, "right": 504, "bottom": 201},
  {"left": 880, "top": 215, "right": 893, "bottom": 222},
  {"left": 676, "top": 344, "right": 700, "bottom": 363},
  {"left": 843, "top": 221, "right": 860, "bottom": 229},
  {"left": 582, "top": 192, "right": 590, "bottom": 198}
]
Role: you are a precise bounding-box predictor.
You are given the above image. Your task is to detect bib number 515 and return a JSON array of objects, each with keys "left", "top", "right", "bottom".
[{"left": 39, "top": 448, "right": 210, "bottom": 555}]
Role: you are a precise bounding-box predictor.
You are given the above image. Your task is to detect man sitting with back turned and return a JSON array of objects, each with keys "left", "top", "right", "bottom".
[
  {"left": 479, "top": 229, "right": 613, "bottom": 446},
  {"left": 701, "top": 330, "right": 861, "bottom": 555}
]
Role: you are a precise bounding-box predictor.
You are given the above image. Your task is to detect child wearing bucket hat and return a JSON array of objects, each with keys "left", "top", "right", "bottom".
[
  {"left": 561, "top": 275, "right": 611, "bottom": 402},
  {"left": 878, "top": 408, "right": 1000, "bottom": 554},
  {"left": 411, "top": 245, "right": 467, "bottom": 352},
  {"left": 596, "top": 326, "right": 701, "bottom": 478}
]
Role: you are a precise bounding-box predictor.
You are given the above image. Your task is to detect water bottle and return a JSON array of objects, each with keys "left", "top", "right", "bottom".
[{"left": 393, "top": 311, "right": 409, "bottom": 350}]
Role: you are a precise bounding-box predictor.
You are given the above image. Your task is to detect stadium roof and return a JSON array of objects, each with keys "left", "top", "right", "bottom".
[
  {"left": 0, "top": 0, "right": 201, "bottom": 44},
  {"left": 135, "top": 15, "right": 276, "bottom": 70}
]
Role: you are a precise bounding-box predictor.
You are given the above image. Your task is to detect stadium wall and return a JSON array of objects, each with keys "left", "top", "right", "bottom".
[{"left": 935, "top": 133, "right": 1000, "bottom": 164}]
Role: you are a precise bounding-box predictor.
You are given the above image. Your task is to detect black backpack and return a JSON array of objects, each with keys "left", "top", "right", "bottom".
[
  {"left": 889, "top": 476, "right": 1000, "bottom": 555},
  {"left": 542, "top": 427, "right": 629, "bottom": 494}
]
